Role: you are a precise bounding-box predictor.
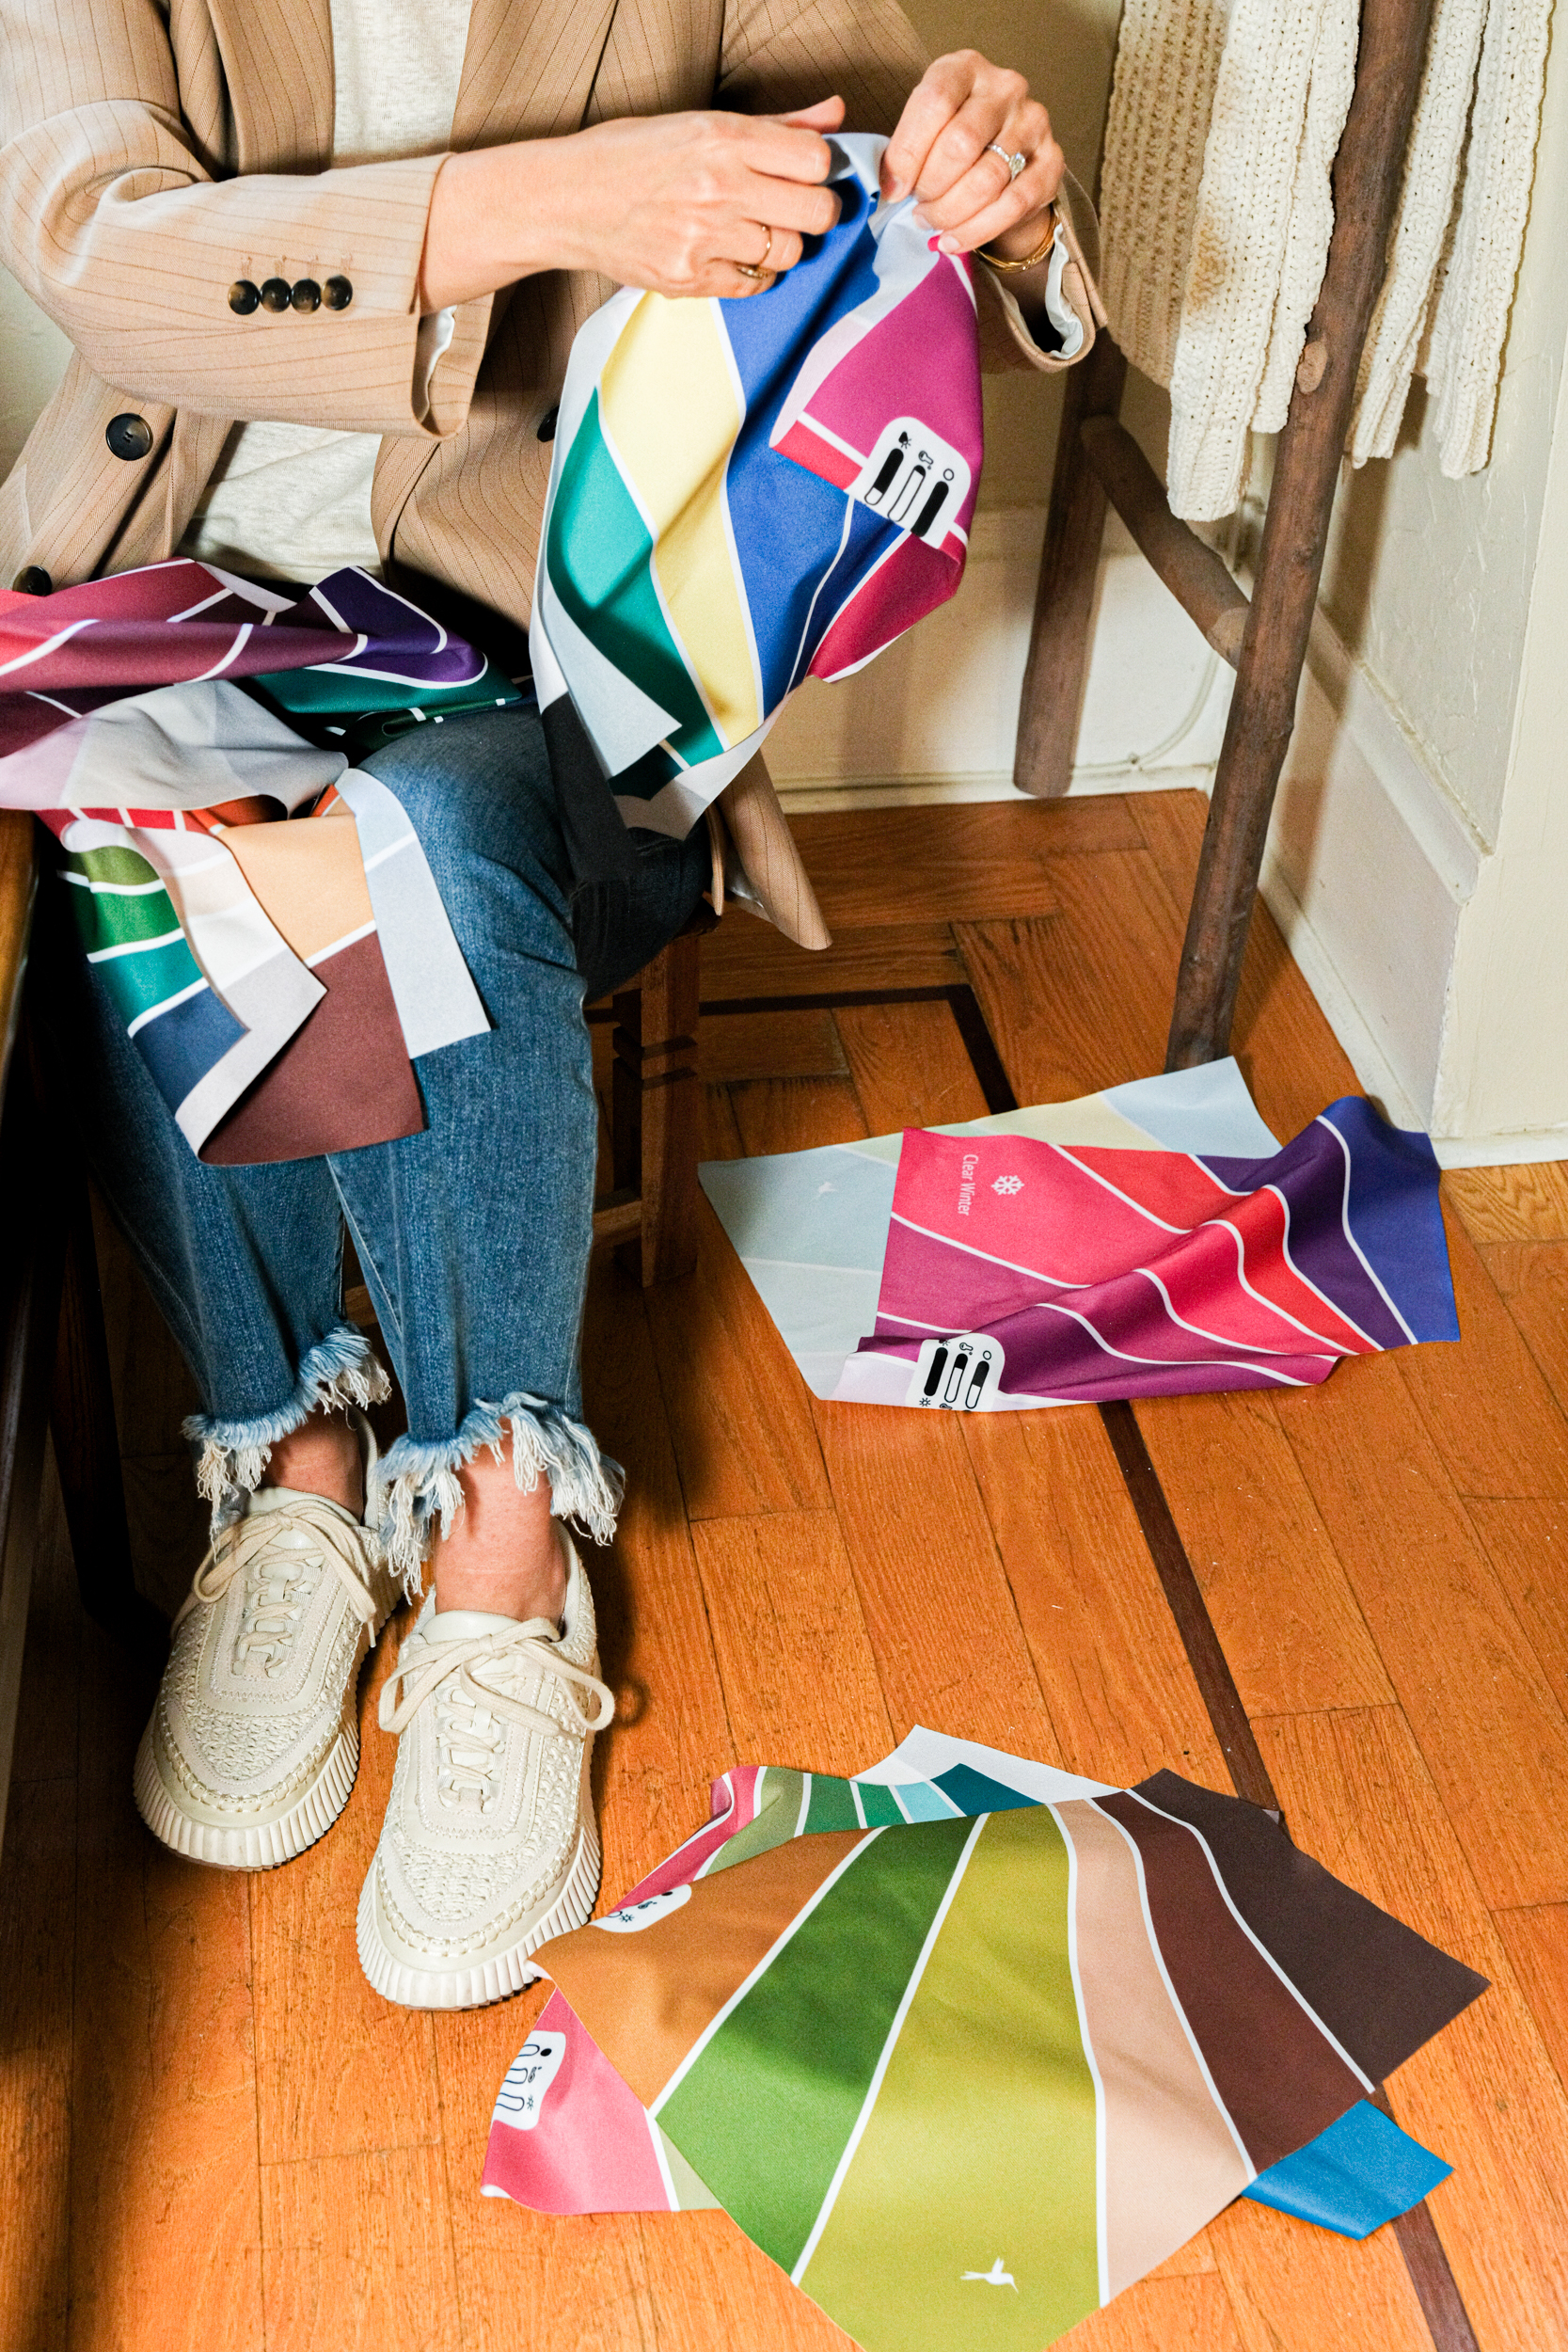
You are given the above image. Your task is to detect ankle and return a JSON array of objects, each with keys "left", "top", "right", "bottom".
[
  {"left": 433, "top": 1521, "right": 568, "bottom": 1625},
  {"left": 267, "top": 1409, "right": 365, "bottom": 1518}
]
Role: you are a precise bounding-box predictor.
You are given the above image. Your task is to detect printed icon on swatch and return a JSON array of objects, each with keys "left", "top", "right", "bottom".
[
  {"left": 851, "top": 417, "right": 973, "bottom": 547},
  {"left": 493, "top": 2033, "right": 567, "bottom": 2131},
  {"left": 907, "top": 1332, "right": 1006, "bottom": 1410}
]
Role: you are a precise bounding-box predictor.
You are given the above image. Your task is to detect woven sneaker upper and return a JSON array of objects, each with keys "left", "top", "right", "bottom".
[
  {"left": 153, "top": 1484, "right": 391, "bottom": 1812},
  {"left": 369, "top": 1543, "right": 611, "bottom": 1962}
]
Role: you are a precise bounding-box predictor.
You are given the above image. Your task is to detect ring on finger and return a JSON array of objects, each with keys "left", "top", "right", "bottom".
[
  {"left": 731, "top": 223, "right": 774, "bottom": 281},
  {"left": 986, "top": 142, "right": 1028, "bottom": 183}
]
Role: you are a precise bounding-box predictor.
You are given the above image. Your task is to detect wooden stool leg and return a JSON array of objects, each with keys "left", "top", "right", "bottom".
[
  {"left": 1165, "top": 0, "right": 1437, "bottom": 1069},
  {"left": 1014, "top": 330, "right": 1128, "bottom": 796},
  {"left": 49, "top": 1168, "right": 164, "bottom": 1661},
  {"left": 611, "top": 930, "right": 703, "bottom": 1285}
]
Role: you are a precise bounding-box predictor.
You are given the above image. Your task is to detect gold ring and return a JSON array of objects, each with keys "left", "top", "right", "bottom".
[{"left": 732, "top": 223, "right": 774, "bottom": 281}]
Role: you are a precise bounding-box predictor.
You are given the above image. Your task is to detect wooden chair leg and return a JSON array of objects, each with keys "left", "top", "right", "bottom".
[
  {"left": 1165, "top": 0, "right": 1437, "bottom": 1070},
  {"left": 1014, "top": 329, "right": 1128, "bottom": 797},
  {"left": 49, "top": 1168, "right": 164, "bottom": 1663},
  {"left": 611, "top": 928, "right": 704, "bottom": 1285}
]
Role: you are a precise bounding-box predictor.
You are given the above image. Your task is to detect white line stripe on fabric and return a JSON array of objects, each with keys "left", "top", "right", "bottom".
[
  {"left": 304, "top": 919, "right": 376, "bottom": 968},
  {"left": 23, "top": 690, "right": 84, "bottom": 719},
  {"left": 785, "top": 500, "right": 857, "bottom": 694},
  {"left": 86, "top": 926, "right": 186, "bottom": 963},
  {"left": 1051, "top": 1145, "right": 1184, "bottom": 1234},
  {"left": 649, "top": 1829, "right": 883, "bottom": 2122},
  {"left": 1315, "top": 1115, "right": 1417, "bottom": 1344},
  {"left": 0, "top": 615, "right": 98, "bottom": 676},
  {"left": 1025, "top": 1296, "right": 1319, "bottom": 1386},
  {"left": 1122, "top": 1789, "right": 1376, "bottom": 2092},
  {"left": 645, "top": 2108, "right": 681, "bottom": 2211},
  {"left": 1192, "top": 1213, "right": 1355, "bottom": 1349},
  {"left": 791, "top": 1813, "right": 986, "bottom": 2285},
  {"left": 1092, "top": 1801, "right": 1257, "bottom": 2182},
  {"left": 1053, "top": 1806, "right": 1109, "bottom": 2308},
  {"left": 794, "top": 1772, "right": 815, "bottom": 1840},
  {"left": 125, "top": 974, "right": 209, "bottom": 1036},
  {"left": 887, "top": 1208, "right": 1078, "bottom": 1285},
  {"left": 62, "top": 872, "right": 169, "bottom": 897},
  {"left": 184, "top": 622, "right": 253, "bottom": 683},
  {"left": 1132, "top": 1265, "right": 1318, "bottom": 1360},
  {"left": 1267, "top": 1182, "right": 1380, "bottom": 1350},
  {"left": 851, "top": 1782, "right": 869, "bottom": 1828},
  {"left": 794, "top": 411, "right": 870, "bottom": 467}
]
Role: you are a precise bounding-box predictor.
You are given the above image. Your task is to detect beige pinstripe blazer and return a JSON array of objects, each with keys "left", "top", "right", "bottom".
[{"left": 0, "top": 0, "right": 1086, "bottom": 939}]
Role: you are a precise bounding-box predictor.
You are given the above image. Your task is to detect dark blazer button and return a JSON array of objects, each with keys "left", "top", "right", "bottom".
[
  {"left": 291, "top": 278, "right": 321, "bottom": 312},
  {"left": 229, "top": 278, "right": 261, "bottom": 313},
  {"left": 537, "top": 405, "right": 559, "bottom": 442},
  {"left": 260, "top": 277, "right": 293, "bottom": 311},
  {"left": 11, "top": 565, "right": 52, "bottom": 595},
  {"left": 323, "top": 275, "right": 354, "bottom": 310},
  {"left": 105, "top": 412, "right": 154, "bottom": 461}
]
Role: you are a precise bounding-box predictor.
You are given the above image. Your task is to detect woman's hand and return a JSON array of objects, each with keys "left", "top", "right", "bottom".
[
  {"left": 882, "top": 52, "right": 1065, "bottom": 264},
  {"left": 420, "top": 98, "right": 847, "bottom": 310}
]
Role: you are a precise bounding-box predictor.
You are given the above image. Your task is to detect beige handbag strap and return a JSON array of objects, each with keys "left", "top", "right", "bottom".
[{"left": 712, "top": 755, "right": 831, "bottom": 952}]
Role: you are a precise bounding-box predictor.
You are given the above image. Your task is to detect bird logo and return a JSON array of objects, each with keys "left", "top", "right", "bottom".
[{"left": 960, "top": 2259, "right": 1018, "bottom": 2289}]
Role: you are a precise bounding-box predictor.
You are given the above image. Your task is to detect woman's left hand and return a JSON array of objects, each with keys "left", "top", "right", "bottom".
[{"left": 881, "top": 51, "right": 1064, "bottom": 264}]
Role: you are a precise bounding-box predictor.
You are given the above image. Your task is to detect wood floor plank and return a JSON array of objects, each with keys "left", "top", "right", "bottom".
[
  {"left": 958, "top": 880, "right": 1177, "bottom": 1105},
  {"left": 699, "top": 1009, "right": 847, "bottom": 1084},
  {"left": 813, "top": 1400, "right": 1064, "bottom": 1759},
  {"left": 1061, "top": 2270, "right": 1248, "bottom": 2352},
  {"left": 792, "top": 800, "right": 1141, "bottom": 930},
  {"left": 1131, "top": 791, "right": 1359, "bottom": 1138},
  {"left": 639, "top": 2210, "right": 856, "bottom": 2351},
  {"left": 261, "top": 2145, "right": 461, "bottom": 2352},
  {"left": 833, "top": 996, "right": 991, "bottom": 1135},
  {"left": 960, "top": 1407, "right": 1230, "bottom": 1788},
  {"left": 251, "top": 1613, "right": 441, "bottom": 2168},
  {"left": 1273, "top": 1356, "right": 1568, "bottom": 1911},
  {"left": 1477, "top": 1239, "right": 1568, "bottom": 1425},
  {"left": 1133, "top": 1389, "right": 1394, "bottom": 1719},
  {"left": 643, "top": 1202, "right": 833, "bottom": 1524},
  {"left": 1445, "top": 1162, "right": 1568, "bottom": 1245},
  {"left": 689, "top": 1512, "right": 894, "bottom": 1773},
  {"left": 69, "top": 1626, "right": 265, "bottom": 2352},
  {"left": 1397, "top": 1206, "right": 1568, "bottom": 1502},
  {"left": 0, "top": 1772, "right": 74, "bottom": 2352},
  {"left": 445, "top": 2158, "right": 659, "bottom": 2352},
  {"left": 699, "top": 917, "right": 965, "bottom": 1001},
  {"left": 729, "top": 1075, "right": 869, "bottom": 1159},
  {"left": 1491, "top": 1905, "right": 1568, "bottom": 2096},
  {"left": 1202, "top": 2194, "right": 1433, "bottom": 2352},
  {"left": 1256, "top": 1705, "right": 1568, "bottom": 2352},
  {"left": 1463, "top": 1499, "right": 1568, "bottom": 1744}
]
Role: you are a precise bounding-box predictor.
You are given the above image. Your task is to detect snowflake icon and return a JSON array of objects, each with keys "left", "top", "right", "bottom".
[{"left": 991, "top": 1174, "right": 1024, "bottom": 1197}]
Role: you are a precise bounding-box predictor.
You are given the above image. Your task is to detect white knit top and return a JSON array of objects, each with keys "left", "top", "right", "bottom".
[{"left": 1099, "top": 0, "right": 1552, "bottom": 518}]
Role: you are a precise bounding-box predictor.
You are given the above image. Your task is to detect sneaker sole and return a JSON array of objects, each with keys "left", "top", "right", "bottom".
[
  {"left": 355, "top": 1814, "right": 602, "bottom": 2011},
  {"left": 133, "top": 1716, "right": 362, "bottom": 1872}
]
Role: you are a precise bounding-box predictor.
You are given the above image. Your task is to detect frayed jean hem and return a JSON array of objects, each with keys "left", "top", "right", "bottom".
[
  {"left": 182, "top": 1324, "right": 391, "bottom": 1534},
  {"left": 369, "top": 1392, "right": 625, "bottom": 1603}
]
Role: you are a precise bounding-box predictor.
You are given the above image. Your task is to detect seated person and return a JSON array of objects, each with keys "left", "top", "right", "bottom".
[{"left": 0, "top": 0, "right": 1070, "bottom": 2009}]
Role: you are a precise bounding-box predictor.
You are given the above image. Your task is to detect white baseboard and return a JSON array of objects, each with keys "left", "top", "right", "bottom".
[{"left": 776, "top": 763, "right": 1215, "bottom": 816}]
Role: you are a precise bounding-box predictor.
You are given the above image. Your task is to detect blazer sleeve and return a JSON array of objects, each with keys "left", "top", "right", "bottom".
[
  {"left": 716, "top": 0, "right": 1082, "bottom": 378},
  {"left": 0, "top": 0, "right": 489, "bottom": 434}
]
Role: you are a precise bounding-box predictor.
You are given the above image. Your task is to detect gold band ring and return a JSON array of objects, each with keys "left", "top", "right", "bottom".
[{"left": 732, "top": 223, "right": 774, "bottom": 281}]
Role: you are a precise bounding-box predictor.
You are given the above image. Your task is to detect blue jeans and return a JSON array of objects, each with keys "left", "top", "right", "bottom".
[{"left": 37, "top": 705, "right": 709, "bottom": 1592}]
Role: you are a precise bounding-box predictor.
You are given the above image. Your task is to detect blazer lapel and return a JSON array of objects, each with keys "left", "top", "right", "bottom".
[
  {"left": 451, "top": 0, "right": 621, "bottom": 149},
  {"left": 206, "top": 0, "right": 335, "bottom": 172}
]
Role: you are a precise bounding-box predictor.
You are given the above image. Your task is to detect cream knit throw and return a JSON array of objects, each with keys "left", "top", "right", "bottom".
[{"left": 1100, "top": 0, "right": 1551, "bottom": 518}]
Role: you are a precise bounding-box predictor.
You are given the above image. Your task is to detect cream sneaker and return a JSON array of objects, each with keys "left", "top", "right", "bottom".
[
  {"left": 134, "top": 1415, "right": 394, "bottom": 1869},
  {"left": 356, "top": 1538, "right": 612, "bottom": 2010}
]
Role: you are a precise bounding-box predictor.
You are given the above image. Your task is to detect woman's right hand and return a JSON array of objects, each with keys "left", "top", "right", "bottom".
[{"left": 420, "top": 98, "right": 847, "bottom": 311}]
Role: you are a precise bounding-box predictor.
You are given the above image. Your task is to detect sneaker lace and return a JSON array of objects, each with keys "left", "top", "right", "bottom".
[
  {"left": 175, "top": 1506, "right": 380, "bottom": 1675},
  {"left": 377, "top": 1618, "right": 615, "bottom": 1814}
]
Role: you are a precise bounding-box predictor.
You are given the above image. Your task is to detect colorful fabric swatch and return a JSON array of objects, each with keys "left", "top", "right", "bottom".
[
  {"left": 1, "top": 560, "right": 499, "bottom": 1160},
  {"left": 697, "top": 1062, "right": 1458, "bottom": 1410},
  {"left": 530, "top": 133, "right": 1077, "bottom": 849},
  {"left": 485, "top": 1731, "right": 1483, "bottom": 2352}
]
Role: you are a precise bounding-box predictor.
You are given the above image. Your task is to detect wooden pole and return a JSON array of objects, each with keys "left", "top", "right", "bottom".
[
  {"left": 1080, "top": 416, "right": 1250, "bottom": 662},
  {"left": 1165, "top": 0, "right": 1438, "bottom": 1071},
  {"left": 1013, "top": 331, "right": 1128, "bottom": 795}
]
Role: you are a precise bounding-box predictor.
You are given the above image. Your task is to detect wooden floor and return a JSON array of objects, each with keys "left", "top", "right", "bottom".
[{"left": 5, "top": 791, "right": 1568, "bottom": 2352}]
